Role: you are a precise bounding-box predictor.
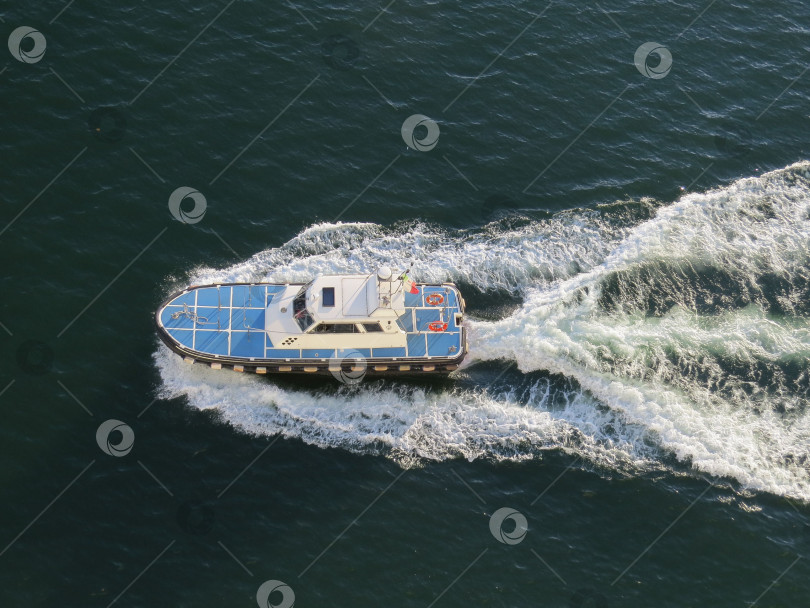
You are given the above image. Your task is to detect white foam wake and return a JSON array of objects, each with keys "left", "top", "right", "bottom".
[
  {"left": 471, "top": 162, "right": 810, "bottom": 500},
  {"left": 179, "top": 207, "right": 637, "bottom": 293},
  {"left": 154, "top": 345, "right": 660, "bottom": 472},
  {"left": 155, "top": 161, "right": 810, "bottom": 502}
]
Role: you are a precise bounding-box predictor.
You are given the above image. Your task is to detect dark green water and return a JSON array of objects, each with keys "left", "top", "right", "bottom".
[{"left": 2, "top": 0, "right": 809, "bottom": 606}]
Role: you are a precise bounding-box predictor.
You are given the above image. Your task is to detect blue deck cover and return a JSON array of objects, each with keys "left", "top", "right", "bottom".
[{"left": 160, "top": 283, "right": 462, "bottom": 361}]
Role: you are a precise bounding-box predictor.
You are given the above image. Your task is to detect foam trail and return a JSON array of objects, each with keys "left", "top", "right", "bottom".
[
  {"left": 154, "top": 345, "right": 660, "bottom": 471},
  {"left": 471, "top": 162, "right": 810, "bottom": 500},
  {"left": 155, "top": 162, "right": 810, "bottom": 501},
  {"left": 180, "top": 208, "right": 638, "bottom": 293}
]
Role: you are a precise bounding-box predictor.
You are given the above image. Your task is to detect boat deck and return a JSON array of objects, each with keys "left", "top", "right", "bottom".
[{"left": 157, "top": 283, "right": 463, "bottom": 362}]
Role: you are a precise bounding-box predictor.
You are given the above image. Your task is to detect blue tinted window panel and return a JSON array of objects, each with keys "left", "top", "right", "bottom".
[
  {"left": 337, "top": 348, "right": 371, "bottom": 358},
  {"left": 322, "top": 287, "right": 335, "bottom": 306},
  {"left": 406, "top": 334, "right": 427, "bottom": 357},
  {"left": 302, "top": 349, "right": 336, "bottom": 358},
  {"left": 230, "top": 331, "right": 265, "bottom": 357},
  {"left": 372, "top": 347, "right": 407, "bottom": 358},
  {"left": 168, "top": 291, "right": 196, "bottom": 306},
  {"left": 231, "top": 308, "right": 265, "bottom": 330},
  {"left": 231, "top": 285, "right": 265, "bottom": 308},
  {"left": 251, "top": 308, "right": 266, "bottom": 329},
  {"left": 167, "top": 329, "right": 194, "bottom": 348},
  {"left": 404, "top": 290, "right": 422, "bottom": 307},
  {"left": 219, "top": 286, "right": 233, "bottom": 307},
  {"left": 195, "top": 307, "right": 231, "bottom": 329},
  {"left": 229, "top": 285, "right": 247, "bottom": 308},
  {"left": 194, "top": 330, "right": 230, "bottom": 355},
  {"left": 251, "top": 286, "right": 266, "bottom": 306},
  {"left": 196, "top": 287, "right": 228, "bottom": 307},
  {"left": 441, "top": 290, "right": 458, "bottom": 308},
  {"left": 427, "top": 332, "right": 461, "bottom": 357},
  {"left": 161, "top": 307, "right": 195, "bottom": 329},
  {"left": 265, "top": 348, "right": 301, "bottom": 358},
  {"left": 398, "top": 311, "right": 414, "bottom": 332},
  {"left": 266, "top": 285, "right": 286, "bottom": 306},
  {"left": 415, "top": 309, "right": 441, "bottom": 329}
]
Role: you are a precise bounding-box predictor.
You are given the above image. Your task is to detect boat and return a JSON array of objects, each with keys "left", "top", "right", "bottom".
[{"left": 155, "top": 267, "right": 467, "bottom": 379}]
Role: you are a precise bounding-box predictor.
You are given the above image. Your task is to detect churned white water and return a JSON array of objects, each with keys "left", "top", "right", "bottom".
[{"left": 156, "top": 162, "right": 810, "bottom": 501}]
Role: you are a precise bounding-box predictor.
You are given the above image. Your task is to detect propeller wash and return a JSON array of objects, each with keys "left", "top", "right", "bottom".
[{"left": 155, "top": 161, "right": 810, "bottom": 502}]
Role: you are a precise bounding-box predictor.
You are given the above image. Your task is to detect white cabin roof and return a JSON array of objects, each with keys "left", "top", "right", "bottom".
[{"left": 306, "top": 273, "right": 405, "bottom": 322}]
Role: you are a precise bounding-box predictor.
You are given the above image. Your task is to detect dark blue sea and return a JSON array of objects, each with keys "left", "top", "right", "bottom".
[{"left": 2, "top": 0, "right": 809, "bottom": 606}]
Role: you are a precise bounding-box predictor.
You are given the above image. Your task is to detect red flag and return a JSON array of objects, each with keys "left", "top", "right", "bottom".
[{"left": 403, "top": 272, "right": 420, "bottom": 294}]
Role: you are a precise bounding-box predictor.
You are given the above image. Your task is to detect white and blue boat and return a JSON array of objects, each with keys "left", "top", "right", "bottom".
[{"left": 155, "top": 267, "right": 467, "bottom": 376}]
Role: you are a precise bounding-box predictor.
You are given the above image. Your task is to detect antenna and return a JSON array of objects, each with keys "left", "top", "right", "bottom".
[{"left": 398, "top": 260, "right": 413, "bottom": 280}]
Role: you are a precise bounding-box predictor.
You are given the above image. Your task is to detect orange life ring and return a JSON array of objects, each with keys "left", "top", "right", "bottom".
[
  {"left": 425, "top": 293, "right": 444, "bottom": 306},
  {"left": 428, "top": 322, "right": 448, "bottom": 332}
]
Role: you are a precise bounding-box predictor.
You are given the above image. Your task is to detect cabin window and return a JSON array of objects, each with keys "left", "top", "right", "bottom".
[
  {"left": 310, "top": 323, "right": 359, "bottom": 333},
  {"left": 362, "top": 322, "right": 383, "bottom": 332},
  {"left": 292, "top": 286, "right": 314, "bottom": 331},
  {"left": 322, "top": 287, "right": 335, "bottom": 307}
]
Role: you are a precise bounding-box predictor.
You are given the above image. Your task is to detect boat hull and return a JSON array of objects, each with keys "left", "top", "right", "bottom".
[{"left": 155, "top": 281, "right": 467, "bottom": 376}]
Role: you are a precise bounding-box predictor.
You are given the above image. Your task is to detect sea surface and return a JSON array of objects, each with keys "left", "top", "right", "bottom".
[{"left": 1, "top": 1, "right": 809, "bottom": 606}]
